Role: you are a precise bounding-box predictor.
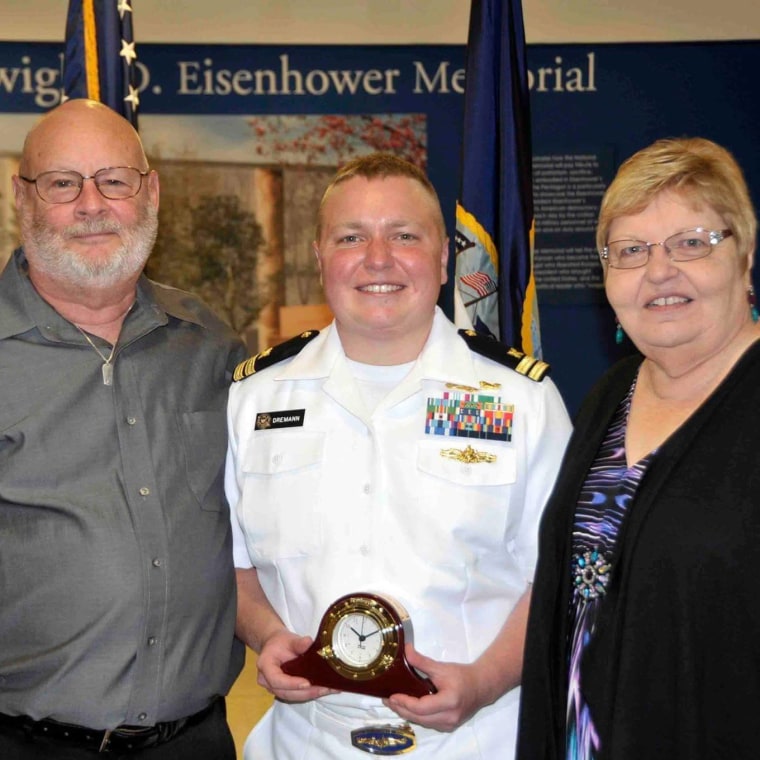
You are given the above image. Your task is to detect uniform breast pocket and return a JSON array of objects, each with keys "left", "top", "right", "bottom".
[
  {"left": 408, "top": 440, "right": 518, "bottom": 562},
  {"left": 239, "top": 430, "right": 325, "bottom": 560}
]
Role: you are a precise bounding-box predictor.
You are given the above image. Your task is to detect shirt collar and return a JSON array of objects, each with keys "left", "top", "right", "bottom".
[
  {"left": 0, "top": 248, "right": 210, "bottom": 343},
  {"left": 0, "top": 249, "right": 48, "bottom": 340},
  {"left": 275, "top": 307, "right": 481, "bottom": 388}
]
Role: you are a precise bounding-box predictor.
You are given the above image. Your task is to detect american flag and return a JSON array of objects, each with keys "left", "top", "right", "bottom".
[
  {"left": 62, "top": 0, "right": 140, "bottom": 128},
  {"left": 460, "top": 271, "right": 498, "bottom": 300}
]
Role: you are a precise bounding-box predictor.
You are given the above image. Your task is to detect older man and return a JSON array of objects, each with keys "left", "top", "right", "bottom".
[
  {"left": 0, "top": 99, "right": 244, "bottom": 759},
  {"left": 226, "top": 153, "right": 572, "bottom": 759}
]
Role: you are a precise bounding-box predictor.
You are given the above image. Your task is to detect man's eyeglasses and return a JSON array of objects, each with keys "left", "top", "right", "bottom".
[
  {"left": 18, "top": 166, "right": 150, "bottom": 204},
  {"left": 600, "top": 228, "right": 733, "bottom": 270}
]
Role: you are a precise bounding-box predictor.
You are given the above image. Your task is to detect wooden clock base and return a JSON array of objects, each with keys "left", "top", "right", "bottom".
[{"left": 281, "top": 592, "right": 437, "bottom": 699}]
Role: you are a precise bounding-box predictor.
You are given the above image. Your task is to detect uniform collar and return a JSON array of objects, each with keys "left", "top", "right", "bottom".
[
  {"left": 414, "top": 307, "right": 482, "bottom": 388},
  {"left": 273, "top": 307, "right": 481, "bottom": 388},
  {"left": 273, "top": 322, "right": 343, "bottom": 380}
]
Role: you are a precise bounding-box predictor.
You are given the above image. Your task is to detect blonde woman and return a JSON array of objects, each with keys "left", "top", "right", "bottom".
[{"left": 517, "top": 137, "right": 759, "bottom": 760}]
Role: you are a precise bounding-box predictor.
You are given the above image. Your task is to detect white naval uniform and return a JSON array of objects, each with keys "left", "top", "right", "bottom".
[{"left": 226, "top": 308, "right": 572, "bottom": 759}]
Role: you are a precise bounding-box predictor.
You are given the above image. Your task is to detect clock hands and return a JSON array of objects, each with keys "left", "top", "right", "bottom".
[{"left": 350, "top": 625, "right": 381, "bottom": 644}]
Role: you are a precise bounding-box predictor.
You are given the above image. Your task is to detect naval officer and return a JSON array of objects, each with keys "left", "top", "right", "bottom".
[{"left": 226, "top": 153, "right": 571, "bottom": 759}]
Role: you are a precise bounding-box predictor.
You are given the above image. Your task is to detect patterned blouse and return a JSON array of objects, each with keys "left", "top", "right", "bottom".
[{"left": 565, "top": 379, "right": 654, "bottom": 760}]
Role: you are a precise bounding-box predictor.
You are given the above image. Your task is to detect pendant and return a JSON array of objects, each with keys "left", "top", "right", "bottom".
[{"left": 102, "top": 362, "right": 114, "bottom": 386}]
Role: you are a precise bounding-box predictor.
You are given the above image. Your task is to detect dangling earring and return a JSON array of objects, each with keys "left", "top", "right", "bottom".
[
  {"left": 615, "top": 320, "right": 624, "bottom": 345},
  {"left": 749, "top": 286, "right": 759, "bottom": 324}
]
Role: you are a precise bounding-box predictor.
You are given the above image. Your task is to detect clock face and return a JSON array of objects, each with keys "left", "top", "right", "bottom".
[
  {"left": 318, "top": 593, "right": 405, "bottom": 680},
  {"left": 332, "top": 611, "right": 384, "bottom": 667}
]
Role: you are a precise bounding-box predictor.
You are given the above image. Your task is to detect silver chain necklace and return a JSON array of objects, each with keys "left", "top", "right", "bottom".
[
  {"left": 75, "top": 325, "right": 117, "bottom": 385},
  {"left": 73, "top": 303, "right": 134, "bottom": 386}
]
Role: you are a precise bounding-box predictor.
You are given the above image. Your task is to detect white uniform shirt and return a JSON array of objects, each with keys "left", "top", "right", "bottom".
[{"left": 226, "top": 308, "right": 572, "bottom": 759}]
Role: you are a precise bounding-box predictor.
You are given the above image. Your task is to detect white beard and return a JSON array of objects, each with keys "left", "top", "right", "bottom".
[{"left": 21, "top": 202, "right": 159, "bottom": 290}]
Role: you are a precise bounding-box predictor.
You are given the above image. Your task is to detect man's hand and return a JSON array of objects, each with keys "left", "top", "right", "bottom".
[
  {"left": 382, "top": 588, "right": 531, "bottom": 731},
  {"left": 256, "top": 629, "right": 338, "bottom": 703},
  {"left": 236, "top": 568, "right": 339, "bottom": 703},
  {"left": 382, "top": 645, "right": 491, "bottom": 732}
]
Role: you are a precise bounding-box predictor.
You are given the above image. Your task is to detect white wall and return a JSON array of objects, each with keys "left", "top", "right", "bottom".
[{"left": 2, "top": 0, "right": 759, "bottom": 44}]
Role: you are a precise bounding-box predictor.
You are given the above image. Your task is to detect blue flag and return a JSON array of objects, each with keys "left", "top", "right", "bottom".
[
  {"left": 454, "top": 0, "right": 540, "bottom": 357},
  {"left": 62, "top": 0, "right": 139, "bottom": 127}
]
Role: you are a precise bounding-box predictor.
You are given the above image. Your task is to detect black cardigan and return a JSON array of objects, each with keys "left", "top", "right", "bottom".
[{"left": 517, "top": 342, "right": 760, "bottom": 760}]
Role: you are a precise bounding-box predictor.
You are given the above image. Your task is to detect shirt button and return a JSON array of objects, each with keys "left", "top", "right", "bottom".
[
  {"left": 152, "top": 558, "right": 163, "bottom": 568},
  {"left": 139, "top": 487, "right": 150, "bottom": 496},
  {"left": 362, "top": 483, "right": 371, "bottom": 495},
  {"left": 271, "top": 454, "right": 282, "bottom": 466},
  {"left": 137, "top": 713, "right": 147, "bottom": 722},
  {"left": 126, "top": 416, "right": 137, "bottom": 425},
  {"left": 147, "top": 637, "right": 157, "bottom": 646},
  {"left": 360, "top": 545, "right": 370, "bottom": 556}
]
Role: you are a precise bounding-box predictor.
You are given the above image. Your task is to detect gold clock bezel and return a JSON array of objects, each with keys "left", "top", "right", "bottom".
[{"left": 317, "top": 594, "right": 402, "bottom": 681}]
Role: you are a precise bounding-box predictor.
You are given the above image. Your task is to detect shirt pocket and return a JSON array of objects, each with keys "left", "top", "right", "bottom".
[
  {"left": 416, "top": 440, "right": 517, "bottom": 486},
  {"left": 239, "top": 430, "right": 325, "bottom": 560},
  {"left": 405, "top": 439, "right": 518, "bottom": 563},
  {"left": 178, "top": 409, "right": 228, "bottom": 512}
]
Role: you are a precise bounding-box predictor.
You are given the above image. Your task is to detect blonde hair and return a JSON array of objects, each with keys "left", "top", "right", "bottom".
[
  {"left": 597, "top": 137, "right": 757, "bottom": 260},
  {"left": 315, "top": 152, "right": 445, "bottom": 239}
]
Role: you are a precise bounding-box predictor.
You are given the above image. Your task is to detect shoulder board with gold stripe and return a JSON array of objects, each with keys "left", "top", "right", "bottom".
[
  {"left": 457, "top": 329, "right": 551, "bottom": 382},
  {"left": 233, "top": 330, "right": 320, "bottom": 382}
]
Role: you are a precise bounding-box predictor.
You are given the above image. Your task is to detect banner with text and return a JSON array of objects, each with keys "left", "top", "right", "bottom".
[{"left": 1, "top": 40, "right": 758, "bottom": 411}]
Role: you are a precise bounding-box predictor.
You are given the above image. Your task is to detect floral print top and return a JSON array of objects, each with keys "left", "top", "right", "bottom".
[{"left": 566, "top": 379, "right": 654, "bottom": 760}]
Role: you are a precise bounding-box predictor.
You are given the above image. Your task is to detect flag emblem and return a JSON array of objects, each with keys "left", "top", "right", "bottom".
[{"left": 460, "top": 270, "right": 498, "bottom": 300}]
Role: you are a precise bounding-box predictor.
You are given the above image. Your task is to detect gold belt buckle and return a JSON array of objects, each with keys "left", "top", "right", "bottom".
[{"left": 350, "top": 722, "right": 416, "bottom": 755}]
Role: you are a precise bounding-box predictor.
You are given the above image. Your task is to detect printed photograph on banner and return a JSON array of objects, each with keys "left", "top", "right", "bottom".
[
  {"left": 142, "top": 112, "right": 427, "bottom": 353},
  {"left": 0, "top": 115, "right": 41, "bottom": 270},
  {"left": 0, "top": 112, "right": 427, "bottom": 353},
  {"left": 0, "top": 154, "right": 20, "bottom": 271}
]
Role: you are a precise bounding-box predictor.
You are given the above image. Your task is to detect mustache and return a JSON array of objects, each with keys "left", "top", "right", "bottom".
[{"left": 60, "top": 220, "right": 123, "bottom": 238}]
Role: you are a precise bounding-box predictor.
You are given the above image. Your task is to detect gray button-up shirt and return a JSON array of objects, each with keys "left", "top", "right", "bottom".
[{"left": 0, "top": 249, "right": 245, "bottom": 728}]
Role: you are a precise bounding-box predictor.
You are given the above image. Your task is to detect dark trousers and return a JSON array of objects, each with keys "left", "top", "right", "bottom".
[{"left": 0, "top": 698, "right": 236, "bottom": 760}]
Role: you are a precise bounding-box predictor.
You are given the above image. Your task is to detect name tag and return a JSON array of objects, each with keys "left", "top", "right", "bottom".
[{"left": 254, "top": 409, "right": 306, "bottom": 430}]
